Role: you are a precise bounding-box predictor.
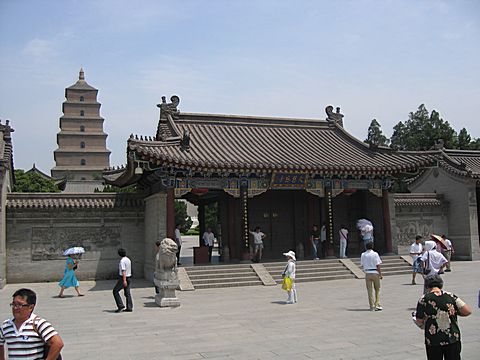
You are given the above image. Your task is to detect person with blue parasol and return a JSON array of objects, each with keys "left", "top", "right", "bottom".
[{"left": 58, "top": 247, "right": 85, "bottom": 298}]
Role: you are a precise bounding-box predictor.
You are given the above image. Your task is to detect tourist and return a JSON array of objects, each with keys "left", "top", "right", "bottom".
[
  {"left": 282, "top": 251, "right": 297, "bottom": 304},
  {"left": 113, "top": 248, "right": 133, "bottom": 313},
  {"left": 0, "top": 288, "right": 64, "bottom": 359},
  {"left": 202, "top": 227, "right": 216, "bottom": 262},
  {"left": 410, "top": 235, "right": 424, "bottom": 285},
  {"left": 339, "top": 224, "right": 348, "bottom": 259},
  {"left": 310, "top": 224, "right": 320, "bottom": 260},
  {"left": 174, "top": 223, "right": 182, "bottom": 266},
  {"left": 420, "top": 241, "right": 447, "bottom": 294},
  {"left": 414, "top": 274, "right": 471, "bottom": 359},
  {"left": 249, "top": 226, "right": 266, "bottom": 262},
  {"left": 320, "top": 222, "right": 327, "bottom": 258},
  {"left": 154, "top": 240, "right": 161, "bottom": 294},
  {"left": 360, "top": 241, "right": 383, "bottom": 311},
  {"left": 441, "top": 234, "right": 454, "bottom": 272},
  {"left": 58, "top": 254, "right": 84, "bottom": 298}
]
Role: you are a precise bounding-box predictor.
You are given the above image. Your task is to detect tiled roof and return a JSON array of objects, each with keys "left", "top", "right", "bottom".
[
  {"left": 394, "top": 193, "right": 444, "bottom": 207},
  {"left": 440, "top": 149, "right": 480, "bottom": 178},
  {"left": 6, "top": 193, "right": 144, "bottom": 209},
  {"left": 128, "top": 112, "right": 439, "bottom": 176}
]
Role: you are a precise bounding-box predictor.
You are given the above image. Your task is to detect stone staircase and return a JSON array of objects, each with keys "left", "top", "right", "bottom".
[
  {"left": 263, "top": 259, "right": 355, "bottom": 284},
  {"left": 182, "top": 256, "right": 411, "bottom": 290},
  {"left": 184, "top": 263, "right": 263, "bottom": 289},
  {"left": 350, "top": 255, "right": 412, "bottom": 276}
]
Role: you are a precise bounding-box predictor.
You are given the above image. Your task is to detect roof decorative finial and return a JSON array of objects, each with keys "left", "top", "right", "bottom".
[{"left": 79, "top": 68, "right": 85, "bottom": 80}]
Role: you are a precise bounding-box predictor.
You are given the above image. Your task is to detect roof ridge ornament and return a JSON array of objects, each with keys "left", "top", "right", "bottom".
[
  {"left": 79, "top": 67, "right": 85, "bottom": 81},
  {"left": 325, "top": 105, "right": 344, "bottom": 126},
  {"left": 158, "top": 95, "right": 180, "bottom": 118},
  {"left": 434, "top": 139, "right": 444, "bottom": 150}
]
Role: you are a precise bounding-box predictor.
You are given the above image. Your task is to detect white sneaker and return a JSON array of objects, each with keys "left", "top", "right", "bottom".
[{"left": 375, "top": 306, "right": 383, "bottom": 311}]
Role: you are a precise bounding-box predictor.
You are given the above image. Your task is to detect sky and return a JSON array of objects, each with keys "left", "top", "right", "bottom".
[{"left": 1, "top": 0, "right": 479, "bottom": 173}]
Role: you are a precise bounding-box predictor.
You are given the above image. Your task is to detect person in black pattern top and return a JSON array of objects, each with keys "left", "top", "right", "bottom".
[{"left": 0, "top": 288, "right": 64, "bottom": 359}]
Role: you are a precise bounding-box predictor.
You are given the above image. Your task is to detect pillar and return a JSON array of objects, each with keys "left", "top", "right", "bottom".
[
  {"left": 382, "top": 189, "right": 393, "bottom": 254},
  {"left": 144, "top": 192, "right": 167, "bottom": 280},
  {"left": 240, "top": 180, "right": 250, "bottom": 260},
  {"left": 325, "top": 187, "right": 335, "bottom": 258},
  {"left": 166, "top": 187, "right": 175, "bottom": 239}
]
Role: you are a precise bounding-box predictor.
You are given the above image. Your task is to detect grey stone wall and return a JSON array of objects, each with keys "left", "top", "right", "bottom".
[
  {"left": 392, "top": 201, "right": 448, "bottom": 255},
  {"left": 409, "top": 168, "right": 479, "bottom": 260},
  {"left": 6, "top": 193, "right": 145, "bottom": 283}
]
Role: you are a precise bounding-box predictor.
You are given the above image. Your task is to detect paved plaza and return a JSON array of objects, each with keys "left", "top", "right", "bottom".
[{"left": 1, "top": 260, "right": 479, "bottom": 359}]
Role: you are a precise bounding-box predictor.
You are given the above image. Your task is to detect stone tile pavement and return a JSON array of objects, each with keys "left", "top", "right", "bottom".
[{"left": 1, "top": 261, "right": 479, "bottom": 359}]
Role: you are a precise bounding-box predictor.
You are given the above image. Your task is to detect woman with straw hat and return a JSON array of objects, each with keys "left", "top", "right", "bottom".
[{"left": 282, "top": 251, "right": 297, "bottom": 304}]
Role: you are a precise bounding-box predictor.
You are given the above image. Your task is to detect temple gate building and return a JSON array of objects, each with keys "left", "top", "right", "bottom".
[{"left": 105, "top": 96, "right": 476, "bottom": 273}]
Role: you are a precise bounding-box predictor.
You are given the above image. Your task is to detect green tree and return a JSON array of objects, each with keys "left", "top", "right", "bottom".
[
  {"left": 175, "top": 200, "right": 192, "bottom": 233},
  {"left": 365, "top": 119, "right": 389, "bottom": 147},
  {"left": 204, "top": 202, "right": 218, "bottom": 231},
  {"left": 468, "top": 138, "right": 480, "bottom": 150},
  {"left": 390, "top": 104, "right": 457, "bottom": 151},
  {"left": 96, "top": 184, "right": 137, "bottom": 193},
  {"left": 457, "top": 128, "right": 471, "bottom": 150},
  {"left": 13, "top": 170, "right": 60, "bottom": 192}
]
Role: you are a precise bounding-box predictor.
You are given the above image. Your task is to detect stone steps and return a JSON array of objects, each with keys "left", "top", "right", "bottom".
[
  {"left": 181, "top": 255, "right": 411, "bottom": 290},
  {"left": 351, "top": 255, "right": 412, "bottom": 276},
  {"left": 264, "top": 259, "right": 355, "bottom": 284},
  {"left": 184, "top": 264, "right": 263, "bottom": 289}
]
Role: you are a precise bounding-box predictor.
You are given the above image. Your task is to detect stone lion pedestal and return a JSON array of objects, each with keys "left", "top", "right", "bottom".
[{"left": 154, "top": 238, "right": 180, "bottom": 307}]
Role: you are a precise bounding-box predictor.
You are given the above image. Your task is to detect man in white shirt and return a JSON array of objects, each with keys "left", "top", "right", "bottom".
[
  {"left": 174, "top": 224, "right": 182, "bottom": 266},
  {"left": 249, "top": 227, "right": 266, "bottom": 263},
  {"left": 409, "top": 235, "right": 423, "bottom": 285},
  {"left": 113, "top": 248, "right": 133, "bottom": 313},
  {"left": 441, "top": 234, "right": 454, "bottom": 272},
  {"left": 360, "top": 242, "right": 383, "bottom": 311},
  {"left": 339, "top": 225, "right": 348, "bottom": 259},
  {"left": 202, "top": 227, "right": 216, "bottom": 262}
]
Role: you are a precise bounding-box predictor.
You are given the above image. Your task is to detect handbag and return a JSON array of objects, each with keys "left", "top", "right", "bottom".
[
  {"left": 282, "top": 277, "right": 292, "bottom": 291},
  {"left": 32, "top": 316, "right": 62, "bottom": 360}
]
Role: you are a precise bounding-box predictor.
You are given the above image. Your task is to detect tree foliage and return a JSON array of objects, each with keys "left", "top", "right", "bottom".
[
  {"left": 390, "top": 104, "right": 457, "bottom": 151},
  {"left": 12, "top": 169, "right": 60, "bottom": 193},
  {"left": 365, "top": 119, "right": 389, "bottom": 147},
  {"left": 96, "top": 184, "right": 137, "bottom": 193},
  {"left": 204, "top": 202, "right": 218, "bottom": 231},
  {"left": 175, "top": 200, "right": 192, "bottom": 233}
]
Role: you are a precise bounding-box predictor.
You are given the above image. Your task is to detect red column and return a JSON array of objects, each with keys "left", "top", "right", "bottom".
[
  {"left": 382, "top": 189, "right": 393, "bottom": 254},
  {"left": 166, "top": 188, "right": 175, "bottom": 239},
  {"left": 325, "top": 188, "right": 335, "bottom": 257}
]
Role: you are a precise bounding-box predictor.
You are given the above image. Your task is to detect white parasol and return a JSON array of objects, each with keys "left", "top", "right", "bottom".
[{"left": 63, "top": 247, "right": 85, "bottom": 256}]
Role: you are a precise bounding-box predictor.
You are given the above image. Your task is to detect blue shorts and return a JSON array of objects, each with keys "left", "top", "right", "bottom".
[{"left": 412, "top": 258, "right": 423, "bottom": 273}]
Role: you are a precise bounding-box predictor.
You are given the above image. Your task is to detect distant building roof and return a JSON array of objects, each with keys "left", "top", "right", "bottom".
[
  {"left": 6, "top": 193, "right": 144, "bottom": 209},
  {"left": 394, "top": 193, "right": 444, "bottom": 207}
]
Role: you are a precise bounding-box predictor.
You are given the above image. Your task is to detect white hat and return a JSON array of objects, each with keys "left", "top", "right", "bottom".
[{"left": 283, "top": 250, "right": 296, "bottom": 261}]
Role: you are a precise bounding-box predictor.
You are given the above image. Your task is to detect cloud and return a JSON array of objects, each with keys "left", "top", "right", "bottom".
[{"left": 22, "top": 39, "right": 56, "bottom": 62}]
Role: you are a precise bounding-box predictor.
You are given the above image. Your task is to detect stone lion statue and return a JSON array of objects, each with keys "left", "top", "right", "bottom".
[{"left": 155, "top": 238, "right": 178, "bottom": 282}]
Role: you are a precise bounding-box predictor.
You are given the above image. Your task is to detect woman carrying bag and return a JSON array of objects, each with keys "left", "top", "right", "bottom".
[{"left": 282, "top": 251, "right": 297, "bottom": 304}]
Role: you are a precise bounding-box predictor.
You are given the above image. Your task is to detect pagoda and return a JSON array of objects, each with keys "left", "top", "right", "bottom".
[{"left": 52, "top": 69, "right": 110, "bottom": 188}]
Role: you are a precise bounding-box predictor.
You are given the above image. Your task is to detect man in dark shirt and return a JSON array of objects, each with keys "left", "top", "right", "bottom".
[{"left": 415, "top": 275, "right": 471, "bottom": 360}]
